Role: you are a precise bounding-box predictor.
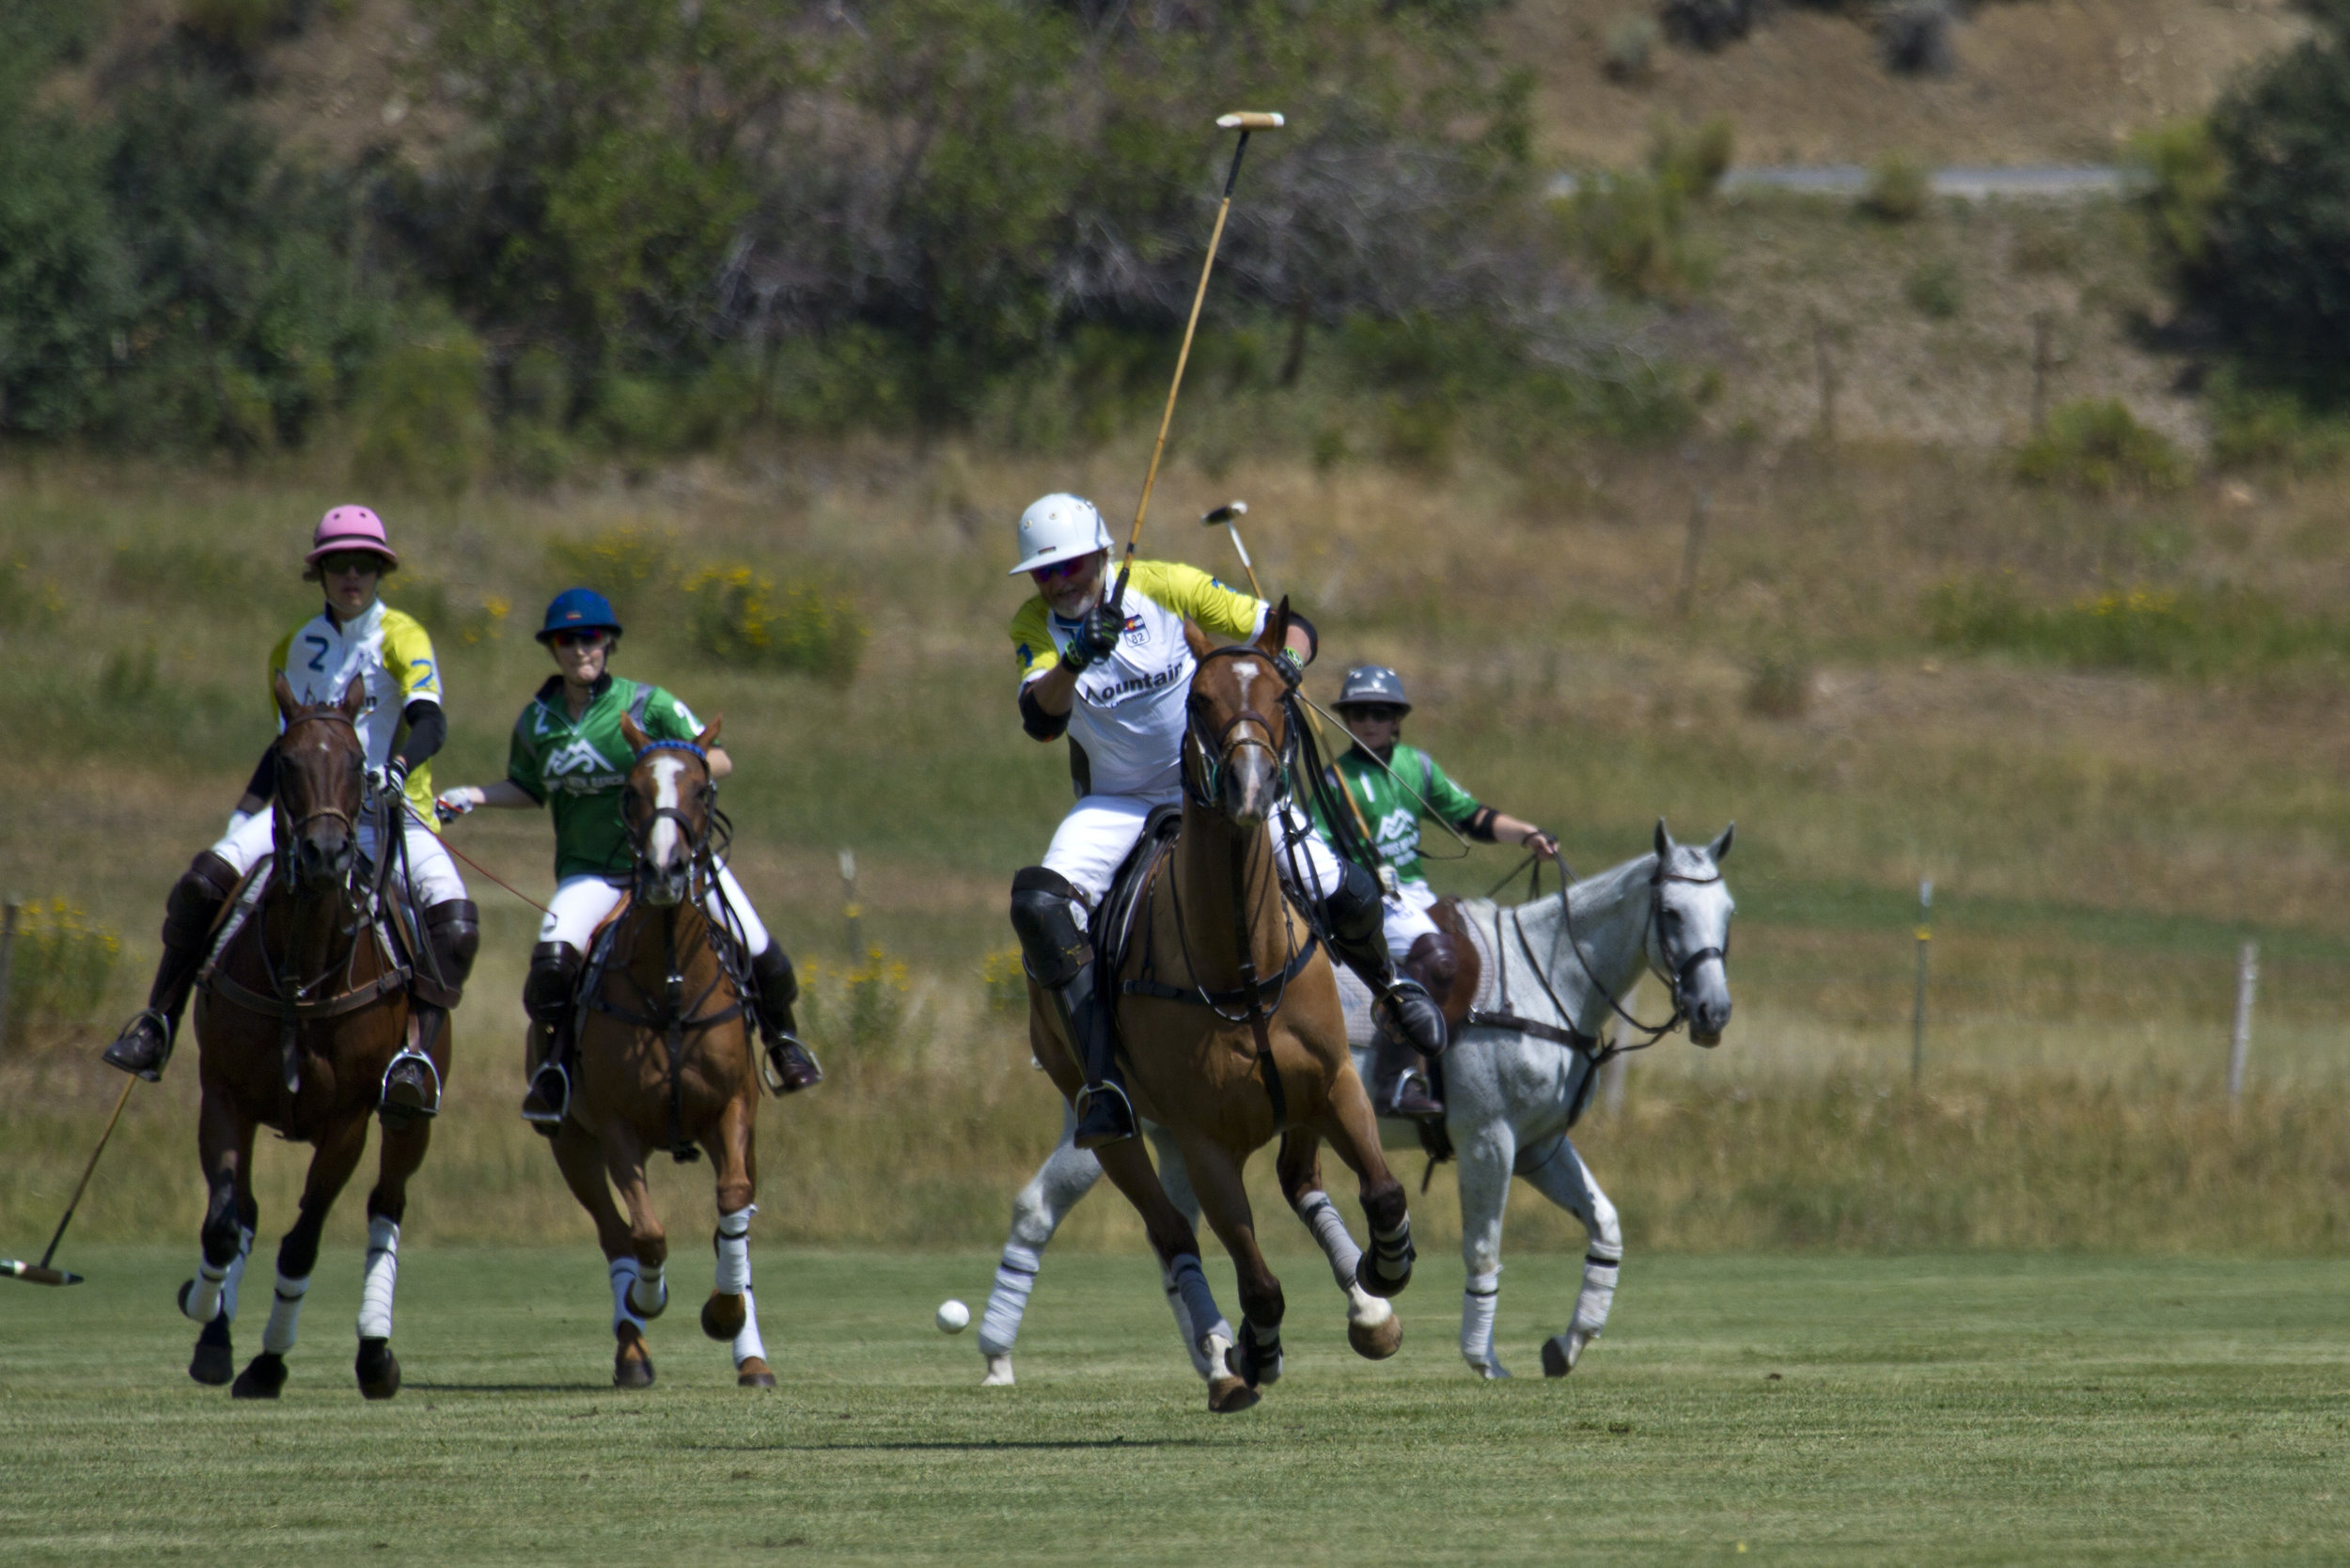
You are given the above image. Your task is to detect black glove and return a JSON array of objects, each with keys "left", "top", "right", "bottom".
[
  {"left": 1275, "top": 647, "right": 1306, "bottom": 688},
  {"left": 1065, "top": 604, "right": 1123, "bottom": 671}
]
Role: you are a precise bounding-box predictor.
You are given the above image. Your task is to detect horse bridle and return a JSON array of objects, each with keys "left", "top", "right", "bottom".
[
  {"left": 274, "top": 708, "right": 368, "bottom": 848},
  {"left": 1181, "top": 645, "right": 1300, "bottom": 811},
  {"left": 1512, "top": 856, "right": 1729, "bottom": 1056},
  {"left": 622, "top": 739, "right": 727, "bottom": 889}
]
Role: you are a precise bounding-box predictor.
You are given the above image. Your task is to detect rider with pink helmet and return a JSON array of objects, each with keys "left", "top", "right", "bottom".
[{"left": 102, "top": 508, "right": 476, "bottom": 1124}]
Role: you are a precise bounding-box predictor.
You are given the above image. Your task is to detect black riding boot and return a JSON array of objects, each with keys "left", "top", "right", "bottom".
[
  {"left": 384, "top": 900, "right": 478, "bottom": 1126},
  {"left": 520, "top": 942, "right": 583, "bottom": 1132},
  {"left": 747, "top": 945, "right": 822, "bottom": 1093},
  {"left": 103, "top": 852, "right": 240, "bottom": 1081},
  {"left": 1319, "top": 861, "right": 1448, "bottom": 1061},
  {"left": 1010, "top": 868, "right": 1134, "bottom": 1150}
]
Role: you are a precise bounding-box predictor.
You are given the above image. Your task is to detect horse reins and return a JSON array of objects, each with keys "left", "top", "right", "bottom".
[{"left": 1492, "top": 856, "right": 1727, "bottom": 1065}]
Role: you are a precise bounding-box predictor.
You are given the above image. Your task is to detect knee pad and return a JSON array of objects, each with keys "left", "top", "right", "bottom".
[
  {"left": 523, "top": 942, "right": 583, "bottom": 1025},
  {"left": 749, "top": 945, "right": 797, "bottom": 1008},
  {"left": 1009, "top": 868, "right": 1089, "bottom": 991},
  {"left": 425, "top": 900, "right": 480, "bottom": 988},
  {"left": 163, "top": 852, "right": 241, "bottom": 949},
  {"left": 1321, "top": 861, "right": 1384, "bottom": 947}
]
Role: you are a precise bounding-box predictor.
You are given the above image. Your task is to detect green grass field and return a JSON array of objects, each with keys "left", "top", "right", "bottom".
[{"left": 5, "top": 1247, "right": 2347, "bottom": 1564}]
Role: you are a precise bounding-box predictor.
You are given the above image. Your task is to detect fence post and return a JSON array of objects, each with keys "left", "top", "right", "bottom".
[
  {"left": 1811, "top": 312, "right": 1840, "bottom": 444},
  {"left": 1675, "top": 488, "right": 1711, "bottom": 619},
  {"left": 1910, "top": 880, "right": 1932, "bottom": 1087},
  {"left": 2228, "top": 940, "right": 2258, "bottom": 1102},
  {"left": 0, "top": 900, "right": 19, "bottom": 1056},
  {"left": 839, "top": 849, "right": 862, "bottom": 961}
]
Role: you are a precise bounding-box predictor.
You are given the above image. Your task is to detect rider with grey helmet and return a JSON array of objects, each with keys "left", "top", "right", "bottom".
[
  {"left": 1308, "top": 664, "right": 1559, "bottom": 1121},
  {"left": 1004, "top": 494, "right": 1449, "bottom": 1150}
]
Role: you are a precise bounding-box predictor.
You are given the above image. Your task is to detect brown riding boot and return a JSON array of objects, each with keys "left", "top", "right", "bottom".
[{"left": 103, "top": 852, "right": 239, "bottom": 1081}]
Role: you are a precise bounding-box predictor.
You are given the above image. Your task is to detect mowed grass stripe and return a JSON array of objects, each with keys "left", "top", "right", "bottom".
[{"left": 3, "top": 1249, "right": 2344, "bottom": 1564}]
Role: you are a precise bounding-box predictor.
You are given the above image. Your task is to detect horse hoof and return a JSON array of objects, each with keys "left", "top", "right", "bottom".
[
  {"left": 737, "top": 1357, "right": 776, "bottom": 1388},
  {"left": 980, "top": 1354, "right": 1015, "bottom": 1388},
  {"left": 356, "top": 1337, "right": 400, "bottom": 1400},
  {"left": 1541, "top": 1333, "right": 1576, "bottom": 1378},
  {"left": 1347, "top": 1313, "right": 1403, "bottom": 1361},
  {"left": 614, "top": 1325, "right": 655, "bottom": 1388},
  {"left": 1469, "top": 1357, "right": 1512, "bottom": 1381},
  {"left": 700, "top": 1293, "right": 746, "bottom": 1342},
  {"left": 1206, "top": 1376, "right": 1261, "bottom": 1414},
  {"left": 190, "top": 1311, "right": 234, "bottom": 1387},
  {"left": 231, "top": 1352, "right": 288, "bottom": 1400}
]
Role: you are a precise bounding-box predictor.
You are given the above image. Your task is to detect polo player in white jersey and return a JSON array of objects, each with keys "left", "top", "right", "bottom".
[{"left": 1002, "top": 494, "right": 1447, "bottom": 1149}]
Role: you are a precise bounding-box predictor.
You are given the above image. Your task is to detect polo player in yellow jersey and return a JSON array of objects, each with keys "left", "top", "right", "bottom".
[
  {"left": 103, "top": 507, "right": 475, "bottom": 1122},
  {"left": 1003, "top": 494, "right": 1446, "bottom": 1150}
]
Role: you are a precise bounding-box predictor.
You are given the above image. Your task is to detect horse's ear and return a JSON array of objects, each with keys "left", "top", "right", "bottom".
[
  {"left": 1708, "top": 823, "right": 1734, "bottom": 863},
  {"left": 274, "top": 672, "right": 301, "bottom": 724},
  {"left": 1183, "top": 619, "right": 1213, "bottom": 660},
  {"left": 695, "top": 714, "right": 723, "bottom": 751},
  {"left": 620, "top": 712, "right": 650, "bottom": 752},
  {"left": 1254, "top": 595, "right": 1292, "bottom": 658},
  {"left": 1654, "top": 817, "right": 1673, "bottom": 860},
  {"left": 339, "top": 677, "right": 367, "bottom": 718}
]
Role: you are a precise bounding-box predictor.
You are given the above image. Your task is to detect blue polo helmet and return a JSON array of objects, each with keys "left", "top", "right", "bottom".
[
  {"left": 1334, "top": 665, "right": 1411, "bottom": 713},
  {"left": 537, "top": 588, "right": 623, "bottom": 643}
]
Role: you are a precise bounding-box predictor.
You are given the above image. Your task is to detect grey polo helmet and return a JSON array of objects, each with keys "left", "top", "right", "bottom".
[{"left": 1335, "top": 665, "right": 1410, "bottom": 713}]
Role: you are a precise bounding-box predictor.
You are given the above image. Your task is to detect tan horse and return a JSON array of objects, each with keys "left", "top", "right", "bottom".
[
  {"left": 1027, "top": 605, "right": 1415, "bottom": 1413},
  {"left": 181, "top": 675, "right": 451, "bottom": 1400},
  {"left": 547, "top": 712, "right": 778, "bottom": 1389}
]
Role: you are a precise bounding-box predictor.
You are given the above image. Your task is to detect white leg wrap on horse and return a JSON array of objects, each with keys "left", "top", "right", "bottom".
[
  {"left": 262, "top": 1272, "right": 309, "bottom": 1356},
  {"left": 628, "top": 1261, "right": 667, "bottom": 1318},
  {"left": 1293, "top": 1191, "right": 1364, "bottom": 1290},
  {"left": 1461, "top": 1269, "right": 1501, "bottom": 1367},
  {"left": 714, "top": 1205, "right": 755, "bottom": 1297},
  {"left": 1573, "top": 1255, "right": 1620, "bottom": 1338},
  {"left": 1167, "top": 1254, "right": 1226, "bottom": 1360},
  {"left": 979, "top": 1244, "right": 1042, "bottom": 1357},
  {"left": 220, "top": 1226, "right": 255, "bottom": 1322},
  {"left": 732, "top": 1286, "right": 768, "bottom": 1368},
  {"left": 185, "top": 1258, "right": 228, "bottom": 1324},
  {"left": 1160, "top": 1262, "right": 1217, "bottom": 1378},
  {"left": 609, "top": 1258, "right": 650, "bottom": 1333},
  {"left": 357, "top": 1215, "right": 400, "bottom": 1341}
]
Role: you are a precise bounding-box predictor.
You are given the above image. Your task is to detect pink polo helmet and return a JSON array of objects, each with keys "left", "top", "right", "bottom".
[{"left": 305, "top": 505, "right": 399, "bottom": 567}]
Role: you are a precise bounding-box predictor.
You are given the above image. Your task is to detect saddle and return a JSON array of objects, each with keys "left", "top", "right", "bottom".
[
  {"left": 1093, "top": 804, "right": 1184, "bottom": 989},
  {"left": 1428, "top": 898, "right": 1486, "bottom": 1029}
]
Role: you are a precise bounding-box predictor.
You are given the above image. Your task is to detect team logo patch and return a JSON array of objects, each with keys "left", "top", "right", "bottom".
[
  {"left": 1120, "top": 613, "right": 1147, "bottom": 644},
  {"left": 543, "top": 738, "right": 612, "bottom": 777}
]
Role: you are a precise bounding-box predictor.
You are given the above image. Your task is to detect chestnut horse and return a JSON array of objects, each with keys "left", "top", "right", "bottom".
[
  {"left": 547, "top": 712, "right": 779, "bottom": 1388},
  {"left": 180, "top": 675, "right": 450, "bottom": 1400},
  {"left": 1026, "top": 606, "right": 1415, "bottom": 1413}
]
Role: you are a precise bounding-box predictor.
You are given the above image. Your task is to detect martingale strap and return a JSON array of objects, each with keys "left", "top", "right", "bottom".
[
  {"left": 1121, "top": 930, "right": 1321, "bottom": 1009},
  {"left": 1461, "top": 1007, "right": 1598, "bottom": 1056}
]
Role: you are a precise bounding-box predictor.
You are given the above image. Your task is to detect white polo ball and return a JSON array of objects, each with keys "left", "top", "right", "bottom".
[{"left": 935, "top": 1298, "right": 971, "bottom": 1335}]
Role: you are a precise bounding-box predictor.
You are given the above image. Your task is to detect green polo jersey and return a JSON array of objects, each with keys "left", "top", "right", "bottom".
[
  {"left": 1307, "top": 741, "right": 1480, "bottom": 887},
  {"left": 505, "top": 675, "right": 704, "bottom": 880}
]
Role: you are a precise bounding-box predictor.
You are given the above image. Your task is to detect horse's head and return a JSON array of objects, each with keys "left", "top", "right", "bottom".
[
  {"left": 272, "top": 673, "right": 368, "bottom": 892},
  {"left": 619, "top": 710, "right": 723, "bottom": 907},
  {"left": 1651, "top": 819, "right": 1736, "bottom": 1045},
  {"left": 1183, "top": 602, "right": 1296, "bottom": 831}
]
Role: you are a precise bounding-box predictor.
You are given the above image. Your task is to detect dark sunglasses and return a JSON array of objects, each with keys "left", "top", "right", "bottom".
[
  {"left": 1029, "top": 558, "right": 1092, "bottom": 585},
  {"left": 1343, "top": 705, "right": 1404, "bottom": 723},
  {"left": 550, "top": 628, "right": 611, "bottom": 650},
  {"left": 319, "top": 553, "right": 385, "bottom": 577}
]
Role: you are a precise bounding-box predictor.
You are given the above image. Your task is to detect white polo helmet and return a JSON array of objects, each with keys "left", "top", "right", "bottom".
[{"left": 1010, "top": 493, "right": 1112, "bottom": 576}]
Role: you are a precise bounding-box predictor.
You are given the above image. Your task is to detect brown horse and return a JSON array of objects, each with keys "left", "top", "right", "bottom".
[
  {"left": 1026, "top": 605, "right": 1415, "bottom": 1413},
  {"left": 547, "top": 712, "right": 779, "bottom": 1389},
  {"left": 180, "top": 674, "right": 451, "bottom": 1400}
]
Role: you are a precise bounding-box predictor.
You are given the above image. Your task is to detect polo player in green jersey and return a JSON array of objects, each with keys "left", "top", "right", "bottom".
[
  {"left": 1308, "top": 664, "right": 1559, "bottom": 1121},
  {"left": 433, "top": 588, "right": 819, "bottom": 1126}
]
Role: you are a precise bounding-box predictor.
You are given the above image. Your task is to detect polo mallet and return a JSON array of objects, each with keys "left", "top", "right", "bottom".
[
  {"left": 1110, "top": 111, "right": 1285, "bottom": 615},
  {"left": 1203, "top": 498, "right": 1386, "bottom": 857},
  {"left": 2, "top": 1074, "right": 134, "bottom": 1286}
]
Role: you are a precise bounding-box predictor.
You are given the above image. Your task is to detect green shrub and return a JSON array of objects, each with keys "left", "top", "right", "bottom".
[
  {"left": 2124, "top": 119, "right": 2225, "bottom": 286},
  {"left": 1745, "top": 642, "right": 1812, "bottom": 718},
  {"left": 541, "top": 525, "right": 677, "bottom": 629},
  {"left": 2207, "top": 372, "right": 2350, "bottom": 473},
  {"left": 1923, "top": 572, "right": 2350, "bottom": 677},
  {"left": 682, "top": 565, "right": 868, "bottom": 683},
  {"left": 1604, "top": 16, "right": 1661, "bottom": 84},
  {"left": 1563, "top": 172, "right": 1707, "bottom": 302},
  {"left": 1904, "top": 259, "right": 1963, "bottom": 320},
  {"left": 1863, "top": 153, "right": 1932, "bottom": 223},
  {"left": 2015, "top": 399, "right": 2189, "bottom": 494},
  {"left": 800, "top": 947, "right": 916, "bottom": 1055},
  {"left": 980, "top": 948, "right": 1029, "bottom": 1012},
  {"left": 1649, "top": 116, "right": 1735, "bottom": 200},
  {"left": 4, "top": 898, "right": 121, "bottom": 1043},
  {"left": 351, "top": 318, "right": 491, "bottom": 499}
]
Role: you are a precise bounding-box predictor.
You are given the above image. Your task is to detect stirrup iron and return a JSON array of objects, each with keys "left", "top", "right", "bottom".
[
  {"left": 379, "top": 1046, "right": 443, "bottom": 1125},
  {"left": 522, "top": 1059, "right": 572, "bottom": 1129},
  {"left": 102, "top": 1009, "right": 175, "bottom": 1082}
]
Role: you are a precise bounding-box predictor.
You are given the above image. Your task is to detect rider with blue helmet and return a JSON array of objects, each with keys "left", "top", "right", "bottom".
[{"left": 434, "top": 588, "right": 819, "bottom": 1126}]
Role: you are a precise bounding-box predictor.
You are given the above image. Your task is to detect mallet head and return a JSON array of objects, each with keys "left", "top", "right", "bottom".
[
  {"left": 1201, "top": 501, "right": 1248, "bottom": 527},
  {"left": 2, "top": 1258, "right": 82, "bottom": 1286},
  {"left": 1216, "top": 112, "right": 1285, "bottom": 131}
]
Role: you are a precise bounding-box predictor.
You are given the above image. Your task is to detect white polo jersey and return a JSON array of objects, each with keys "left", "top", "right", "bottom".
[
  {"left": 267, "top": 599, "right": 443, "bottom": 829},
  {"left": 1010, "top": 559, "right": 1267, "bottom": 799}
]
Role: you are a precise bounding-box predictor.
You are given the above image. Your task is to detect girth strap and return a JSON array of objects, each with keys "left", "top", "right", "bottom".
[
  {"left": 1461, "top": 1007, "right": 1599, "bottom": 1056},
  {"left": 1120, "top": 931, "right": 1320, "bottom": 1010}
]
